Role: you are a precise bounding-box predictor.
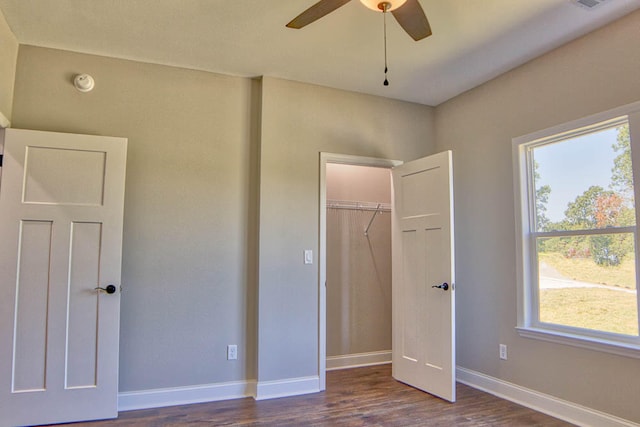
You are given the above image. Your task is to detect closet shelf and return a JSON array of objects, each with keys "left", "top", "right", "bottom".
[{"left": 326, "top": 199, "right": 391, "bottom": 212}]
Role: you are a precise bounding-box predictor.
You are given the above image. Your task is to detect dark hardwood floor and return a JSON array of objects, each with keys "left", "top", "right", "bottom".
[{"left": 62, "top": 365, "right": 574, "bottom": 426}]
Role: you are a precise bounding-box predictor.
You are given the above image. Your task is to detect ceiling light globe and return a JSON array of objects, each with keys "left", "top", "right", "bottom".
[{"left": 359, "top": 0, "right": 407, "bottom": 12}]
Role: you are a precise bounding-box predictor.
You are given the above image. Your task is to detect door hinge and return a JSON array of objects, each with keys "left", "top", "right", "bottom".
[{"left": 0, "top": 154, "right": 3, "bottom": 167}]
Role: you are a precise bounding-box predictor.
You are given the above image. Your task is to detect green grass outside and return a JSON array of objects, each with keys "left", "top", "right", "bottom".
[
  {"left": 539, "top": 252, "right": 636, "bottom": 290},
  {"left": 540, "top": 288, "right": 639, "bottom": 336}
]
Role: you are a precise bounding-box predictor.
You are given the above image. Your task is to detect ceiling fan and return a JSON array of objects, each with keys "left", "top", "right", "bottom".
[
  {"left": 286, "top": 0, "right": 431, "bottom": 86},
  {"left": 286, "top": 0, "right": 432, "bottom": 42}
]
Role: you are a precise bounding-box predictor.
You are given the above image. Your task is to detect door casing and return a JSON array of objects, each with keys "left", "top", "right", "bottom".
[{"left": 318, "top": 152, "right": 402, "bottom": 389}]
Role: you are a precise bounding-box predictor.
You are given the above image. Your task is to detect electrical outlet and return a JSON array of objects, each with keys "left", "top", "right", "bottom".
[
  {"left": 227, "top": 344, "right": 238, "bottom": 360},
  {"left": 499, "top": 344, "right": 507, "bottom": 360}
]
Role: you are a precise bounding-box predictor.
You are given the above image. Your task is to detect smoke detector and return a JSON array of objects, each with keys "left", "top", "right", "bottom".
[{"left": 73, "top": 74, "right": 95, "bottom": 92}]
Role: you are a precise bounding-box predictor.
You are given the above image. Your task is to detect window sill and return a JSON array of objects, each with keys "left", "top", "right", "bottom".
[{"left": 516, "top": 327, "right": 640, "bottom": 359}]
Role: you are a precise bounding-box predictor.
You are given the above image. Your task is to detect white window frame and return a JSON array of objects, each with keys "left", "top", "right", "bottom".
[{"left": 513, "top": 101, "right": 640, "bottom": 359}]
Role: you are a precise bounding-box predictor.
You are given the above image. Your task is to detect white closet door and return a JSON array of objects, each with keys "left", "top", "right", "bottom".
[{"left": 392, "top": 150, "right": 456, "bottom": 402}]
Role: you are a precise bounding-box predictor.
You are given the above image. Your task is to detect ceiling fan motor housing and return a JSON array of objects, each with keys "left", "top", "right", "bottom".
[{"left": 360, "top": 0, "right": 407, "bottom": 12}]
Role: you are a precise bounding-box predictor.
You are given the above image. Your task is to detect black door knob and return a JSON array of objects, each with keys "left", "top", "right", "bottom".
[
  {"left": 95, "top": 284, "right": 117, "bottom": 294},
  {"left": 431, "top": 283, "right": 449, "bottom": 291}
]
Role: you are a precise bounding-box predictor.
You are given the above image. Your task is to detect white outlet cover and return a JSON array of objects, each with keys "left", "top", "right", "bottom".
[
  {"left": 499, "top": 344, "right": 507, "bottom": 360},
  {"left": 227, "top": 345, "right": 238, "bottom": 360}
]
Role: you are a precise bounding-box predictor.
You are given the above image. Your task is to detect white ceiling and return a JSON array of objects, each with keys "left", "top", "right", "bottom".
[{"left": 1, "top": 0, "right": 639, "bottom": 106}]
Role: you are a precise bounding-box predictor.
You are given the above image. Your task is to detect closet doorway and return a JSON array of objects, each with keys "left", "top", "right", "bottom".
[
  {"left": 320, "top": 151, "right": 456, "bottom": 401},
  {"left": 318, "top": 153, "right": 402, "bottom": 390}
]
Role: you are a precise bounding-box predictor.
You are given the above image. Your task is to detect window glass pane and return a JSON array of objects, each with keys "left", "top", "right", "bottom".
[
  {"left": 537, "top": 234, "right": 638, "bottom": 336},
  {"left": 531, "top": 123, "right": 635, "bottom": 232}
]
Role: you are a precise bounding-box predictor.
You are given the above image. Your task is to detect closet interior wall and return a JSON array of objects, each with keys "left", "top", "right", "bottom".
[{"left": 325, "top": 163, "right": 392, "bottom": 365}]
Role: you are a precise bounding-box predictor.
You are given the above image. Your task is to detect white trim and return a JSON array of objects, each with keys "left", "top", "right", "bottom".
[
  {"left": 512, "top": 100, "right": 640, "bottom": 353},
  {"left": 255, "top": 376, "right": 320, "bottom": 401},
  {"left": 320, "top": 153, "right": 403, "bottom": 169},
  {"left": 457, "top": 367, "right": 640, "bottom": 427},
  {"left": 0, "top": 112, "right": 10, "bottom": 129},
  {"left": 326, "top": 350, "right": 392, "bottom": 371},
  {"left": 533, "top": 226, "right": 636, "bottom": 238},
  {"left": 318, "top": 153, "right": 402, "bottom": 391},
  {"left": 513, "top": 100, "right": 640, "bottom": 146},
  {"left": 117, "top": 380, "right": 257, "bottom": 412},
  {"left": 516, "top": 327, "right": 640, "bottom": 359}
]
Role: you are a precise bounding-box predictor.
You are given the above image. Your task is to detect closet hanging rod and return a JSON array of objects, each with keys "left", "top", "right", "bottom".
[
  {"left": 364, "top": 203, "right": 382, "bottom": 236},
  {"left": 326, "top": 200, "right": 391, "bottom": 212}
]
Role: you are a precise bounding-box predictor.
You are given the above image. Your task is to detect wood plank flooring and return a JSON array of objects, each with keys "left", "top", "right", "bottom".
[{"left": 59, "top": 365, "right": 574, "bottom": 426}]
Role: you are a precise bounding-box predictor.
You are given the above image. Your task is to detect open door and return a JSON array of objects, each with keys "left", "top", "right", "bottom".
[
  {"left": 0, "top": 129, "right": 127, "bottom": 426},
  {"left": 392, "top": 150, "right": 455, "bottom": 402}
]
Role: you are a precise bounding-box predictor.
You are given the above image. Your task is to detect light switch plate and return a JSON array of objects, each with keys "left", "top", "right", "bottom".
[{"left": 304, "top": 250, "right": 313, "bottom": 265}]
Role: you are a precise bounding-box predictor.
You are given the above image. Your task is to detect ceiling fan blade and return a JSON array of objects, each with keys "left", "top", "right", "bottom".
[
  {"left": 391, "top": 0, "right": 432, "bottom": 41},
  {"left": 286, "top": 0, "right": 352, "bottom": 29}
]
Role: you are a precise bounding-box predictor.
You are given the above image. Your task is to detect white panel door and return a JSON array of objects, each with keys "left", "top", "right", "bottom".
[
  {"left": 392, "top": 150, "right": 455, "bottom": 402},
  {"left": 0, "top": 128, "right": 127, "bottom": 426}
]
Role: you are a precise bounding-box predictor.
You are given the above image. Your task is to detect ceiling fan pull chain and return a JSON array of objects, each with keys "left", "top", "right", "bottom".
[{"left": 383, "top": 6, "right": 389, "bottom": 86}]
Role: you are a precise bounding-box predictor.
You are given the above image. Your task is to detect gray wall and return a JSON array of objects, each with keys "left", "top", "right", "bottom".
[
  {"left": 326, "top": 164, "right": 392, "bottom": 357},
  {"left": 257, "top": 77, "right": 435, "bottom": 382},
  {"left": 12, "top": 46, "right": 259, "bottom": 391},
  {"left": 0, "top": 7, "right": 17, "bottom": 121},
  {"left": 9, "top": 50, "right": 435, "bottom": 391},
  {"left": 436, "top": 9, "right": 640, "bottom": 422}
]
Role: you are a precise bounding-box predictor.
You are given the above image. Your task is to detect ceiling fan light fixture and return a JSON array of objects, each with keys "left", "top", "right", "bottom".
[{"left": 359, "top": 0, "right": 407, "bottom": 12}]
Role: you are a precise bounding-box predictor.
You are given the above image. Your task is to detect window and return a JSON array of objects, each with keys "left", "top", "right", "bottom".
[{"left": 513, "top": 102, "right": 640, "bottom": 357}]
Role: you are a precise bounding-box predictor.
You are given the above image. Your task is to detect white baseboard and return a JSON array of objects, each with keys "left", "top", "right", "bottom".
[
  {"left": 327, "top": 350, "right": 392, "bottom": 371},
  {"left": 119, "top": 366, "right": 636, "bottom": 426},
  {"left": 118, "top": 379, "right": 257, "bottom": 412},
  {"left": 255, "top": 376, "right": 320, "bottom": 401},
  {"left": 457, "top": 367, "right": 639, "bottom": 427},
  {"left": 118, "top": 376, "right": 321, "bottom": 411}
]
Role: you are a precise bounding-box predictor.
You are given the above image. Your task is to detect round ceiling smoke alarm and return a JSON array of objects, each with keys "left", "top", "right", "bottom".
[{"left": 73, "top": 74, "right": 95, "bottom": 92}]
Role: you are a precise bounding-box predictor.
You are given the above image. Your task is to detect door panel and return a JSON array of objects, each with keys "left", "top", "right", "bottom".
[
  {"left": 400, "top": 229, "right": 421, "bottom": 362},
  {"left": 424, "top": 227, "right": 445, "bottom": 370},
  {"left": 0, "top": 128, "right": 127, "bottom": 426},
  {"left": 67, "top": 222, "right": 102, "bottom": 389},
  {"left": 23, "top": 146, "right": 106, "bottom": 205},
  {"left": 392, "top": 150, "right": 455, "bottom": 402},
  {"left": 13, "top": 220, "right": 53, "bottom": 392}
]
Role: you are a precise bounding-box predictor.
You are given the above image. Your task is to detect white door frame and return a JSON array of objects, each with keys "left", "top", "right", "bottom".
[{"left": 318, "top": 152, "right": 402, "bottom": 390}]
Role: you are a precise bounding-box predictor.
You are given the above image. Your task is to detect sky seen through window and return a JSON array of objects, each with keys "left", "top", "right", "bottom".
[{"left": 533, "top": 127, "right": 619, "bottom": 223}]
